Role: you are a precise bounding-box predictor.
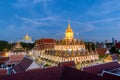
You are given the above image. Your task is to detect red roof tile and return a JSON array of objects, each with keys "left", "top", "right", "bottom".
[
  {"left": 36, "top": 38, "right": 55, "bottom": 43},
  {"left": 0, "top": 68, "right": 7, "bottom": 76},
  {"left": 82, "top": 61, "right": 120, "bottom": 75},
  {"left": 62, "top": 66, "right": 105, "bottom": 80},
  {"left": 58, "top": 61, "right": 75, "bottom": 68},
  {"left": 13, "top": 57, "right": 33, "bottom": 73},
  {"left": 9, "top": 54, "right": 24, "bottom": 61},
  {"left": 115, "top": 43, "right": 120, "bottom": 49},
  {"left": 5, "top": 55, "right": 24, "bottom": 66},
  {"left": 96, "top": 48, "right": 108, "bottom": 55},
  {"left": 0, "top": 66, "right": 105, "bottom": 80},
  {"left": 41, "top": 38, "right": 55, "bottom": 43},
  {"left": 35, "top": 38, "right": 55, "bottom": 50},
  {"left": 0, "top": 57, "right": 9, "bottom": 65},
  {"left": 103, "top": 71, "right": 120, "bottom": 80}
]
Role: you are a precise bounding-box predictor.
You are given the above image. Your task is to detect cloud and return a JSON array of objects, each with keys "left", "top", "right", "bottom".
[
  {"left": 16, "top": 15, "right": 63, "bottom": 27},
  {"left": 11, "top": 0, "right": 54, "bottom": 18},
  {"left": 17, "top": 17, "right": 46, "bottom": 27},
  {"left": 87, "top": 0, "right": 120, "bottom": 16},
  {"left": 86, "top": 17, "right": 120, "bottom": 24},
  {"left": 11, "top": 0, "right": 31, "bottom": 8},
  {"left": 14, "top": 16, "right": 96, "bottom": 40},
  {"left": 71, "top": 20, "right": 95, "bottom": 33},
  {"left": 1, "top": 15, "right": 60, "bottom": 41},
  {"left": 33, "top": 0, "right": 52, "bottom": 4},
  {"left": 11, "top": 0, "right": 52, "bottom": 8}
]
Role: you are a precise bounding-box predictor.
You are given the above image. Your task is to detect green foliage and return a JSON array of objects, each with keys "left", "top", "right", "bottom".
[
  {"left": 44, "top": 63, "right": 50, "bottom": 67},
  {"left": 110, "top": 47, "right": 117, "bottom": 53},
  {"left": 20, "top": 42, "right": 35, "bottom": 50},
  {"left": 99, "top": 54, "right": 109, "bottom": 59},
  {"left": 0, "top": 40, "right": 12, "bottom": 52},
  {"left": 0, "top": 40, "right": 35, "bottom": 51},
  {"left": 85, "top": 42, "right": 95, "bottom": 51}
]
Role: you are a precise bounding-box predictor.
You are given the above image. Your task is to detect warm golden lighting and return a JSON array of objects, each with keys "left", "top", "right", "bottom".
[
  {"left": 28, "top": 52, "right": 32, "bottom": 56},
  {"left": 4, "top": 52, "right": 9, "bottom": 57},
  {"left": 65, "top": 23, "right": 74, "bottom": 40},
  {"left": 24, "top": 34, "right": 32, "bottom": 40}
]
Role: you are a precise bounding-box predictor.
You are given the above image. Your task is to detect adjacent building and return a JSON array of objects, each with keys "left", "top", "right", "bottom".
[
  {"left": 12, "top": 57, "right": 40, "bottom": 74},
  {"left": 82, "top": 61, "right": 120, "bottom": 80},
  {"left": 0, "top": 66, "right": 105, "bottom": 80},
  {"left": 5, "top": 42, "right": 26, "bottom": 67}
]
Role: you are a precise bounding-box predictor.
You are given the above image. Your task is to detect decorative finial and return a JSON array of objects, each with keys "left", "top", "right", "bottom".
[{"left": 68, "top": 17, "right": 70, "bottom": 25}]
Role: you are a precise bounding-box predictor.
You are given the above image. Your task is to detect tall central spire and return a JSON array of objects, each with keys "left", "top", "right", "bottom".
[
  {"left": 65, "top": 19, "right": 74, "bottom": 40},
  {"left": 66, "top": 19, "right": 73, "bottom": 33}
]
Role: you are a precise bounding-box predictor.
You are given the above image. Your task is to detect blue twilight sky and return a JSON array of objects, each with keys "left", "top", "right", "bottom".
[{"left": 0, "top": 0, "right": 120, "bottom": 42}]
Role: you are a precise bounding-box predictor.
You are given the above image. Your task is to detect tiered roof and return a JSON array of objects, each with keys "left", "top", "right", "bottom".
[
  {"left": 12, "top": 42, "right": 25, "bottom": 52},
  {"left": 34, "top": 38, "right": 55, "bottom": 50},
  {"left": 96, "top": 48, "right": 109, "bottom": 55}
]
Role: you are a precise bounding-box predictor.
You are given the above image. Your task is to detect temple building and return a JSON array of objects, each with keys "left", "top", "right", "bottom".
[
  {"left": 33, "top": 22, "right": 99, "bottom": 68},
  {"left": 5, "top": 42, "right": 26, "bottom": 67},
  {"left": 22, "top": 34, "right": 33, "bottom": 43}
]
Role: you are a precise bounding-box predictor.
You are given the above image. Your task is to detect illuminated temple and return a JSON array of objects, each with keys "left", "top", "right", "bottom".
[
  {"left": 22, "top": 34, "right": 33, "bottom": 43},
  {"left": 33, "top": 22, "right": 99, "bottom": 68}
]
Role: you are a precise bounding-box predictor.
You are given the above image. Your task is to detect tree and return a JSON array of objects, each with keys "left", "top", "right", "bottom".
[
  {"left": 20, "top": 42, "right": 35, "bottom": 50},
  {"left": 110, "top": 47, "right": 117, "bottom": 53},
  {"left": 85, "top": 42, "right": 95, "bottom": 51},
  {"left": 0, "top": 40, "right": 12, "bottom": 52}
]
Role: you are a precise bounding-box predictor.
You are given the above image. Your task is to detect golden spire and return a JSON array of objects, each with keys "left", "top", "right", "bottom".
[
  {"left": 65, "top": 19, "right": 74, "bottom": 40},
  {"left": 25, "top": 33, "right": 29, "bottom": 40},
  {"left": 66, "top": 22, "right": 73, "bottom": 33},
  {"left": 23, "top": 33, "right": 32, "bottom": 41}
]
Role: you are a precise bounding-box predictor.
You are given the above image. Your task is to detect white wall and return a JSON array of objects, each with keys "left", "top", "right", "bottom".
[{"left": 26, "top": 62, "right": 40, "bottom": 71}]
